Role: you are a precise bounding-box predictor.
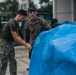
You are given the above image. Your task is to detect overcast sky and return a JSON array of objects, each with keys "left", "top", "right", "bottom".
[
  {"left": 0, "top": 0, "right": 3, "bottom": 2},
  {"left": 33, "top": 0, "right": 52, "bottom": 8}
]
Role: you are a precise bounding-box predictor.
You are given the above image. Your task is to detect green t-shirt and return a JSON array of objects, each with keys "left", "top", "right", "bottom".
[{"left": 1, "top": 19, "right": 19, "bottom": 42}]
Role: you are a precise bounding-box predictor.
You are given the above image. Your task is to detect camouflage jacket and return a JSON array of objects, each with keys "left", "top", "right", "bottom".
[{"left": 25, "top": 17, "right": 52, "bottom": 45}]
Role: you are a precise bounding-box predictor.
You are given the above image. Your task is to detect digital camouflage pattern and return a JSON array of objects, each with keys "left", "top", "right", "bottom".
[
  {"left": 0, "top": 38, "right": 17, "bottom": 75},
  {"left": 25, "top": 17, "right": 52, "bottom": 45}
]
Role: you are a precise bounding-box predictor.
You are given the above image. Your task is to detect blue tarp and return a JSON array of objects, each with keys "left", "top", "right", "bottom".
[
  {"left": 29, "top": 22, "right": 76, "bottom": 75},
  {"left": 60, "top": 21, "right": 76, "bottom": 25}
]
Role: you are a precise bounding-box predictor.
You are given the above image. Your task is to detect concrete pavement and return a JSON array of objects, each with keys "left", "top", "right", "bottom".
[{"left": 6, "top": 46, "right": 30, "bottom": 75}]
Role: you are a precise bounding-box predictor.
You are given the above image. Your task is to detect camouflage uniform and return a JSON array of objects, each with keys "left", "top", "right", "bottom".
[
  {"left": 25, "top": 17, "right": 52, "bottom": 58},
  {"left": 0, "top": 38, "right": 17, "bottom": 75},
  {"left": 0, "top": 19, "right": 19, "bottom": 75}
]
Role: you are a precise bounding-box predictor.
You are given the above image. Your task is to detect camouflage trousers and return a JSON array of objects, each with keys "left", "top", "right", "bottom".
[
  {"left": 0, "top": 38, "right": 17, "bottom": 75},
  {"left": 29, "top": 44, "right": 33, "bottom": 59}
]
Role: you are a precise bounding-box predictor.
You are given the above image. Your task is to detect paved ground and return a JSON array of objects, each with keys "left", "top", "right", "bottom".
[{"left": 6, "top": 46, "right": 30, "bottom": 75}]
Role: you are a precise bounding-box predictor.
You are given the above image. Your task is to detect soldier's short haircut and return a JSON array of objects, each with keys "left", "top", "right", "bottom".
[
  {"left": 28, "top": 8, "right": 36, "bottom": 13},
  {"left": 17, "top": 9, "right": 27, "bottom": 16}
]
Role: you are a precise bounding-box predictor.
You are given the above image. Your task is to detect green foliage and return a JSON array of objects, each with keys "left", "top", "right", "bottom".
[
  {"left": 38, "top": 1, "right": 53, "bottom": 14},
  {"left": 39, "top": 0, "right": 49, "bottom": 4},
  {"left": 9, "top": 0, "right": 18, "bottom": 16},
  {"left": 28, "top": 0, "right": 53, "bottom": 14},
  {"left": 29, "top": 0, "right": 37, "bottom": 11},
  {"left": 0, "top": 0, "right": 52, "bottom": 16},
  {"left": 0, "top": 0, "right": 18, "bottom": 16}
]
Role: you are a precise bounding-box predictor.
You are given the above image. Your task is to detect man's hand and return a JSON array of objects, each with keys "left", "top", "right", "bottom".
[{"left": 25, "top": 43, "right": 32, "bottom": 50}]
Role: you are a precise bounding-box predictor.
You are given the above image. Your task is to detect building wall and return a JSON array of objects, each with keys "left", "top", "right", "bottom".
[
  {"left": 53, "top": 0, "right": 74, "bottom": 22},
  {"left": 17, "top": 0, "right": 29, "bottom": 9}
]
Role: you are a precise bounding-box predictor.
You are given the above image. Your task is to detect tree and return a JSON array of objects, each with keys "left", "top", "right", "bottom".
[
  {"left": 0, "top": 0, "right": 18, "bottom": 16},
  {"left": 29, "top": 0, "right": 37, "bottom": 11},
  {"left": 8, "top": 0, "right": 18, "bottom": 16},
  {"left": 38, "top": 0, "right": 53, "bottom": 14},
  {"left": 39, "top": 0, "right": 49, "bottom": 5}
]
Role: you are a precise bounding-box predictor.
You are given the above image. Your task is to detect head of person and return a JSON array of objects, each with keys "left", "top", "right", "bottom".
[
  {"left": 28, "top": 8, "right": 37, "bottom": 20},
  {"left": 15, "top": 9, "right": 27, "bottom": 22},
  {"left": 51, "top": 18, "right": 58, "bottom": 24},
  {"left": 51, "top": 18, "right": 60, "bottom": 28}
]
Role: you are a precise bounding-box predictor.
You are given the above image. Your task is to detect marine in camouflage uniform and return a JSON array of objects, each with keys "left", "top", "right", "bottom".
[
  {"left": 25, "top": 17, "right": 52, "bottom": 59},
  {"left": 0, "top": 19, "right": 18, "bottom": 75},
  {"left": 0, "top": 9, "right": 31, "bottom": 75}
]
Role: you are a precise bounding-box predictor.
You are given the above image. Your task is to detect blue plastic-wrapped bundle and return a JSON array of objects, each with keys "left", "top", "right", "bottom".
[{"left": 29, "top": 23, "right": 76, "bottom": 75}]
